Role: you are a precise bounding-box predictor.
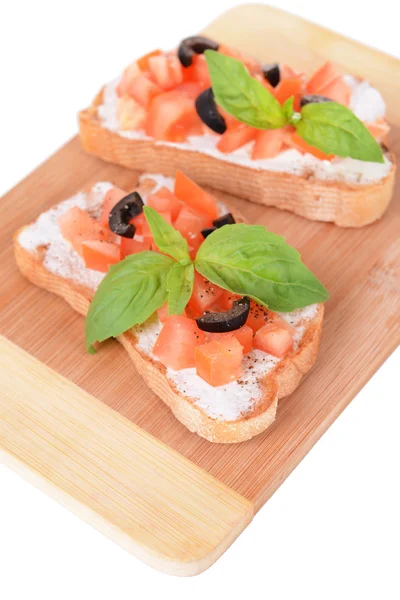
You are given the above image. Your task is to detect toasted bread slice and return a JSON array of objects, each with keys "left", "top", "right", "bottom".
[
  {"left": 14, "top": 175, "right": 324, "bottom": 443},
  {"left": 79, "top": 89, "right": 395, "bottom": 228}
]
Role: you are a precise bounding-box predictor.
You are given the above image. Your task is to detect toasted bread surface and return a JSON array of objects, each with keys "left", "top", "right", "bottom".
[{"left": 79, "top": 90, "right": 395, "bottom": 228}]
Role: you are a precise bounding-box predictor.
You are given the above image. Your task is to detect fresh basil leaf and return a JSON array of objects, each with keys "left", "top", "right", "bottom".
[
  {"left": 166, "top": 260, "right": 195, "bottom": 316},
  {"left": 296, "top": 101, "right": 384, "bottom": 163},
  {"left": 205, "top": 49, "right": 287, "bottom": 130},
  {"left": 195, "top": 224, "right": 328, "bottom": 312},
  {"left": 143, "top": 206, "right": 190, "bottom": 261},
  {"left": 85, "top": 251, "right": 175, "bottom": 352}
]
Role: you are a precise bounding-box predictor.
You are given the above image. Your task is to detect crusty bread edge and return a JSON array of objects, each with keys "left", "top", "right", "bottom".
[{"left": 78, "top": 89, "right": 396, "bottom": 228}]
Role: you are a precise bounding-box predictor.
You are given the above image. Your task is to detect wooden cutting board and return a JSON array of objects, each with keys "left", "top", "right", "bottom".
[{"left": 1, "top": 4, "right": 399, "bottom": 576}]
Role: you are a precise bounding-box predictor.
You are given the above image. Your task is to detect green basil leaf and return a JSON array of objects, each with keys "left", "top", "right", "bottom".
[
  {"left": 143, "top": 206, "right": 190, "bottom": 261},
  {"left": 283, "top": 96, "right": 294, "bottom": 121},
  {"left": 205, "top": 49, "right": 287, "bottom": 129},
  {"left": 296, "top": 101, "right": 384, "bottom": 163},
  {"left": 166, "top": 260, "right": 195, "bottom": 316},
  {"left": 195, "top": 224, "right": 328, "bottom": 312},
  {"left": 85, "top": 251, "right": 175, "bottom": 352}
]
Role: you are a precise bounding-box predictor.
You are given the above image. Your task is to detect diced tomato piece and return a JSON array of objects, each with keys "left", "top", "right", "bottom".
[
  {"left": 82, "top": 240, "right": 120, "bottom": 272},
  {"left": 216, "top": 291, "right": 242, "bottom": 311},
  {"left": 318, "top": 76, "right": 351, "bottom": 106},
  {"left": 253, "top": 323, "right": 293, "bottom": 358},
  {"left": 157, "top": 302, "right": 187, "bottom": 323},
  {"left": 274, "top": 77, "right": 303, "bottom": 110},
  {"left": 141, "top": 218, "right": 153, "bottom": 243},
  {"left": 174, "top": 205, "right": 212, "bottom": 249},
  {"left": 146, "top": 187, "right": 183, "bottom": 220},
  {"left": 271, "top": 315, "right": 295, "bottom": 336},
  {"left": 187, "top": 272, "right": 224, "bottom": 318},
  {"left": 174, "top": 171, "right": 218, "bottom": 219},
  {"left": 246, "top": 301, "right": 278, "bottom": 333},
  {"left": 206, "top": 324, "right": 253, "bottom": 354},
  {"left": 120, "top": 237, "right": 151, "bottom": 259},
  {"left": 153, "top": 315, "right": 206, "bottom": 370},
  {"left": 58, "top": 207, "right": 111, "bottom": 257},
  {"left": 366, "top": 119, "right": 390, "bottom": 141},
  {"left": 306, "top": 61, "right": 338, "bottom": 94},
  {"left": 117, "top": 95, "right": 147, "bottom": 130},
  {"left": 136, "top": 49, "right": 162, "bottom": 72},
  {"left": 128, "top": 73, "right": 163, "bottom": 108},
  {"left": 216, "top": 123, "right": 257, "bottom": 153},
  {"left": 132, "top": 213, "right": 145, "bottom": 235},
  {"left": 116, "top": 62, "right": 140, "bottom": 97},
  {"left": 252, "top": 129, "right": 286, "bottom": 160},
  {"left": 290, "top": 131, "right": 333, "bottom": 161},
  {"left": 146, "top": 89, "right": 202, "bottom": 142},
  {"left": 148, "top": 55, "right": 183, "bottom": 90},
  {"left": 195, "top": 336, "right": 243, "bottom": 387},
  {"left": 280, "top": 64, "right": 302, "bottom": 80},
  {"left": 189, "top": 54, "right": 211, "bottom": 88},
  {"left": 100, "top": 187, "right": 127, "bottom": 227}
]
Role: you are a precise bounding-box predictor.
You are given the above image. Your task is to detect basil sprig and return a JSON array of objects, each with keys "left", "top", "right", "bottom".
[
  {"left": 205, "top": 50, "right": 384, "bottom": 163},
  {"left": 85, "top": 212, "right": 328, "bottom": 351}
]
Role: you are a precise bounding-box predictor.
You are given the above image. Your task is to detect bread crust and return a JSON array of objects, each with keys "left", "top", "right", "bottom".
[
  {"left": 13, "top": 190, "right": 324, "bottom": 443},
  {"left": 78, "top": 89, "right": 396, "bottom": 228}
]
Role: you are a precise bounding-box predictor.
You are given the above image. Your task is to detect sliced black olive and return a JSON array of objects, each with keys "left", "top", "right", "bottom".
[
  {"left": 178, "top": 36, "right": 219, "bottom": 68},
  {"left": 300, "top": 94, "right": 332, "bottom": 108},
  {"left": 262, "top": 63, "right": 280, "bottom": 87},
  {"left": 195, "top": 88, "right": 227, "bottom": 134},
  {"left": 213, "top": 213, "right": 236, "bottom": 228},
  {"left": 196, "top": 296, "right": 250, "bottom": 333},
  {"left": 201, "top": 226, "right": 217, "bottom": 239},
  {"left": 108, "top": 192, "right": 144, "bottom": 238}
]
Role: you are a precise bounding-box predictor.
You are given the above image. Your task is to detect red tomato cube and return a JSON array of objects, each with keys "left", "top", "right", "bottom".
[
  {"left": 174, "top": 171, "right": 218, "bottom": 219},
  {"left": 136, "top": 49, "right": 162, "bottom": 72},
  {"left": 120, "top": 237, "right": 151, "bottom": 259},
  {"left": 173, "top": 205, "right": 212, "bottom": 248},
  {"left": 187, "top": 272, "right": 224, "bottom": 318},
  {"left": 128, "top": 72, "right": 163, "bottom": 108},
  {"left": 148, "top": 55, "right": 183, "bottom": 90},
  {"left": 146, "top": 89, "right": 201, "bottom": 142},
  {"left": 216, "top": 123, "right": 257, "bottom": 154},
  {"left": 100, "top": 187, "right": 127, "bottom": 227},
  {"left": 195, "top": 336, "right": 243, "bottom": 387},
  {"left": 146, "top": 187, "right": 183, "bottom": 220},
  {"left": 246, "top": 300, "right": 278, "bottom": 333},
  {"left": 253, "top": 324, "right": 293, "bottom": 358},
  {"left": 153, "top": 315, "right": 206, "bottom": 370},
  {"left": 157, "top": 303, "right": 187, "bottom": 323},
  {"left": 82, "top": 240, "right": 120, "bottom": 272},
  {"left": 58, "top": 207, "right": 111, "bottom": 257},
  {"left": 206, "top": 324, "right": 253, "bottom": 354}
]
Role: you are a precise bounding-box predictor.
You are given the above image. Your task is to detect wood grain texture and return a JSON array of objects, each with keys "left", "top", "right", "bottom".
[
  {"left": 0, "top": 4, "right": 400, "bottom": 572},
  {"left": 0, "top": 336, "right": 253, "bottom": 576}
]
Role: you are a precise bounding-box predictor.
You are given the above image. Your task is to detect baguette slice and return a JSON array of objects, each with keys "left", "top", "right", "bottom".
[
  {"left": 79, "top": 89, "right": 395, "bottom": 228},
  {"left": 14, "top": 176, "right": 324, "bottom": 443}
]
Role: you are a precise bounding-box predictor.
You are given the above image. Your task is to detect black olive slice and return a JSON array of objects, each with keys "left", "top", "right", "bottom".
[
  {"left": 300, "top": 94, "right": 332, "bottom": 108},
  {"left": 262, "top": 63, "right": 280, "bottom": 87},
  {"left": 201, "top": 226, "right": 217, "bottom": 239},
  {"left": 195, "top": 88, "right": 227, "bottom": 134},
  {"left": 108, "top": 192, "right": 144, "bottom": 238},
  {"left": 196, "top": 296, "right": 250, "bottom": 333},
  {"left": 178, "top": 36, "right": 219, "bottom": 67},
  {"left": 213, "top": 213, "right": 236, "bottom": 228}
]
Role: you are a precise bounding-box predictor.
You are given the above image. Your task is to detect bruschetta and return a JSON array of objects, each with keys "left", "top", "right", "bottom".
[
  {"left": 78, "top": 39, "right": 395, "bottom": 227},
  {"left": 14, "top": 172, "right": 325, "bottom": 443}
]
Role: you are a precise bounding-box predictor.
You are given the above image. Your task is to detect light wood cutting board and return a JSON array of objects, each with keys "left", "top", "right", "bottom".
[{"left": 1, "top": 4, "right": 399, "bottom": 576}]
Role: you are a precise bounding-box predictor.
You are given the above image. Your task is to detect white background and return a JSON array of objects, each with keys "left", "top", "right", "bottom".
[{"left": 1, "top": 1, "right": 399, "bottom": 598}]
